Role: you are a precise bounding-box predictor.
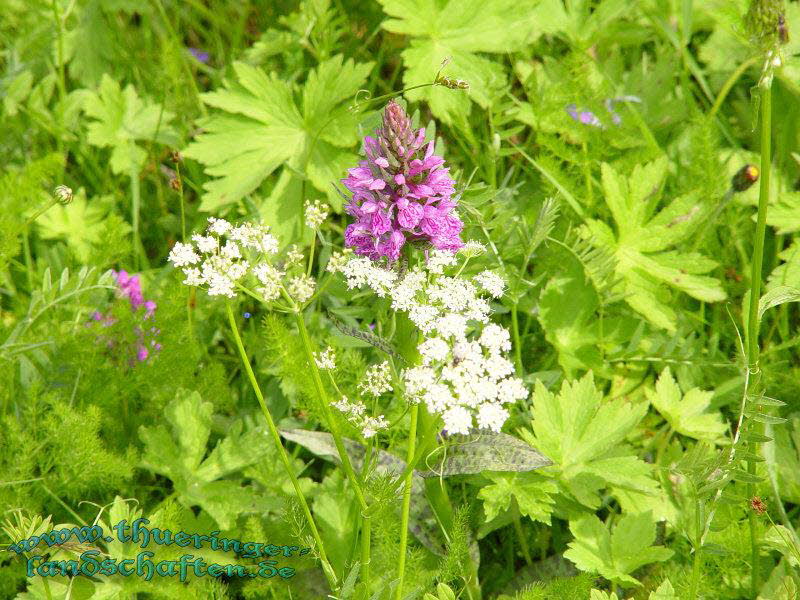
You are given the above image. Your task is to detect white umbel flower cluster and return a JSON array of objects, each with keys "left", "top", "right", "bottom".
[
  {"left": 167, "top": 217, "right": 314, "bottom": 305},
  {"left": 335, "top": 246, "right": 525, "bottom": 435},
  {"left": 331, "top": 396, "right": 388, "bottom": 439},
  {"left": 304, "top": 200, "right": 329, "bottom": 229}
]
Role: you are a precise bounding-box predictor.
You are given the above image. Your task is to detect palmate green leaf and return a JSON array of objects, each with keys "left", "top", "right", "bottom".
[
  {"left": 376, "top": 0, "right": 557, "bottom": 123},
  {"left": 584, "top": 159, "right": 726, "bottom": 331},
  {"left": 520, "top": 373, "right": 657, "bottom": 511},
  {"left": 478, "top": 472, "right": 557, "bottom": 524},
  {"left": 82, "top": 74, "right": 178, "bottom": 175},
  {"left": 646, "top": 367, "right": 726, "bottom": 441},
  {"left": 565, "top": 511, "right": 673, "bottom": 587},
  {"left": 139, "top": 390, "right": 280, "bottom": 529},
  {"left": 35, "top": 190, "right": 126, "bottom": 261},
  {"left": 183, "top": 55, "right": 372, "bottom": 212}
]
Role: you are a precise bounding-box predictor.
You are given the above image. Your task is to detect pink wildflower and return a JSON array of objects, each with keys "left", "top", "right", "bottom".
[{"left": 342, "top": 101, "right": 463, "bottom": 261}]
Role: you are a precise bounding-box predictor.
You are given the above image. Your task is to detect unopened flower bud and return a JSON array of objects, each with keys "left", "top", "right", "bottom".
[
  {"left": 732, "top": 164, "right": 760, "bottom": 193},
  {"left": 54, "top": 185, "right": 73, "bottom": 205}
]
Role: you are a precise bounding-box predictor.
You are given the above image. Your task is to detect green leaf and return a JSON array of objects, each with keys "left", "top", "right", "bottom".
[
  {"left": 538, "top": 255, "right": 602, "bottom": 375},
  {"left": 521, "top": 373, "right": 657, "bottom": 510},
  {"left": 478, "top": 471, "right": 557, "bottom": 524},
  {"left": 767, "top": 240, "right": 800, "bottom": 291},
  {"left": 183, "top": 55, "right": 371, "bottom": 212},
  {"left": 35, "top": 190, "right": 119, "bottom": 261},
  {"left": 376, "top": 0, "right": 554, "bottom": 123},
  {"left": 420, "top": 431, "right": 552, "bottom": 477},
  {"left": 82, "top": 74, "right": 178, "bottom": 175},
  {"left": 585, "top": 159, "right": 726, "bottom": 331},
  {"left": 646, "top": 367, "right": 726, "bottom": 441},
  {"left": 139, "top": 390, "right": 280, "bottom": 529},
  {"left": 649, "top": 579, "right": 678, "bottom": 599},
  {"left": 564, "top": 511, "right": 673, "bottom": 587},
  {"left": 758, "top": 285, "right": 800, "bottom": 319}
]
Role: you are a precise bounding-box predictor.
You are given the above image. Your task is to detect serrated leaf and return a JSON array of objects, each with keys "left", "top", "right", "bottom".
[
  {"left": 646, "top": 367, "right": 726, "bottom": 441},
  {"left": 478, "top": 471, "right": 557, "bottom": 524},
  {"left": 564, "top": 511, "right": 673, "bottom": 587},
  {"left": 35, "top": 189, "right": 108, "bottom": 261},
  {"left": 138, "top": 390, "right": 278, "bottom": 529},
  {"left": 649, "top": 579, "right": 677, "bottom": 599},
  {"left": 183, "top": 55, "right": 372, "bottom": 213},
  {"left": 521, "top": 372, "right": 657, "bottom": 510},
  {"left": 585, "top": 159, "right": 726, "bottom": 331},
  {"left": 82, "top": 74, "right": 178, "bottom": 175},
  {"left": 376, "top": 0, "right": 554, "bottom": 123}
]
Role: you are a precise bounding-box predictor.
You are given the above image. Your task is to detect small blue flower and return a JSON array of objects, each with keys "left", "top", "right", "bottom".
[
  {"left": 243, "top": 312, "right": 251, "bottom": 319},
  {"left": 566, "top": 96, "right": 642, "bottom": 129},
  {"left": 188, "top": 48, "right": 210, "bottom": 64}
]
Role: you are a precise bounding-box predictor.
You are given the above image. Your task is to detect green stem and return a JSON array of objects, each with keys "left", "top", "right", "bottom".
[
  {"left": 225, "top": 304, "right": 336, "bottom": 589},
  {"left": 689, "top": 497, "right": 703, "bottom": 600},
  {"left": 510, "top": 304, "right": 523, "bottom": 375},
  {"left": 396, "top": 403, "right": 419, "bottom": 600},
  {"left": 293, "top": 311, "right": 371, "bottom": 587},
  {"left": 512, "top": 502, "right": 533, "bottom": 567},
  {"left": 745, "top": 82, "right": 772, "bottom": 599},
  {"left": 130, "top": 156, "right": 141, "bottom": 270},
  {"left": 709, "top": 56, "right": 759, "bottom": 118}
]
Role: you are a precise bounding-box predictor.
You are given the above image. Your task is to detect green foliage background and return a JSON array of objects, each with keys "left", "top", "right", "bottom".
[{"left": 2, "top": 0, "right": 800, "bottom": 598}]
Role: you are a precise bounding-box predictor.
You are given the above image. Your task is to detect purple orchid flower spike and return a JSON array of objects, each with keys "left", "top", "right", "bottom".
[{"left": 342, "top": 101, "right": 464, "bottom": 261}]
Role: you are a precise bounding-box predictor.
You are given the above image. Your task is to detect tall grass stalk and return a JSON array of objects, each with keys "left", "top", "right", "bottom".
[
  {"left": 745, "top": 79, "right": 772, "bottom": 598},
  {"left": 225, "top": 304, "right": 336, "bottom": 589},
  {"left": 293, "top": 311, "right": 372, "bottom": 587}
]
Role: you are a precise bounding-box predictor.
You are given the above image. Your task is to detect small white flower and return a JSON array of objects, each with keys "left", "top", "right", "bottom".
[
  {"left": 359, "top": 361, "right": 392, "bottom": 397},
  {"left": 459, "top": 240, "right": 486, "bottom": 258},
  {"left": 434, "top": 313, "right": 469, "bottom": 340},
  {"left": 326, "top": 249, "right": 352, "bottom": 273},
  {"left": 285, "top": 245, "right": 304, "bottom": 265},
  {"left": 362, "top": 415, "right": 388, "bottom": 438},
  {"left": 304, "top": 200, "right": 329, "bottom": 229},
  {"left": 476, "top": 403, "right": 508, "bottom": 432},
  {"left": 288, "top": 274, "right": 316, "bottom": 304},
  {"left": 221, "top": 240, "right": 241, "bottom": 260},
  {"left": 479, "top": 324, "right": 512, "bottom": 354},
  {"left": 168, "top": 242, "right": 200, "bottom": 267},
  {"left": 474, "top": 270, "right": 505, "bottom": 298},
  {"left": 182, "top": 267, "right": 204, "bottom": 286},
  {"left": 442, "top": 406, "right": 472, "bottom": 435},
  {"left": 207, "top": 217, "right": 232, "bottom": 236},
  {"left": 192, "top": 234, "right": 217, "bottom": 254},
  {"left": 314, "top": 347, "right": 336, "bottom": 370},
  {"left": 419, "top": 337, "right": 450, "bottom": 365},
  {"left": 427, "top": 250, "right": 457, "bottom": 274}
]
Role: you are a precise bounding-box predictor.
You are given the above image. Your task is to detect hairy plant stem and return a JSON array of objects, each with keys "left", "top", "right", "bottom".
[
  {"left": 396, "top": 402, "right": 418, "bottom": 600},
  {"left": 293, "top": 310, "right": 371, "bottom": 588},
  {"left": 746, "top": 81, "right": 772, "bottom": 599},
  {"left": 689, "top": 497, "right": 703, "bottom": 599},
  {"left": 225, "top": 304, "right": 336, "bottom": 589}
]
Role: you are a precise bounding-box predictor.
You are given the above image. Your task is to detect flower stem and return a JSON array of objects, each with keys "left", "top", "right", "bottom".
[
  {"left": 745, "top": 81, "right": 772, "bottom": 599},
  {"left": 510, "top": 304, "right": 523, "bottom": 375},
  {"left": 225, "top": 304, "right": 336, "bottom": 589},
  {"left": 396, "top": 402, "right": 419, "bottom": 600},
  {"left": 293, "top": 311, "right": 371, "bottom": 587},
  {"left": 688, "top": 497, "right": 703, "bottom": 600}
]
